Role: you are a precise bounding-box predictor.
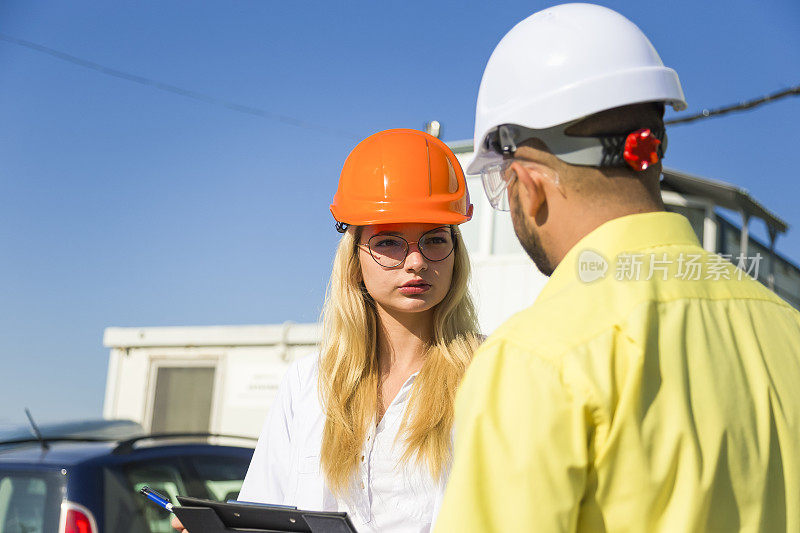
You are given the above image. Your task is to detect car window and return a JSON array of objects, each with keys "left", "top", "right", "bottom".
[
  {"left": 0, "top": 472, "right": 63, "bottom": 533},
  {"left": 104, "top": 460, "right": 189, "bottom": 533},
  {"left": 185, "top": 456, "right": 249, "bottom": 502},
  {"left": 125, "top": 461, "right": 187, "bottom": 533},
  {"left": 105, "top": 452, "right": 250, "bottom": 533}
]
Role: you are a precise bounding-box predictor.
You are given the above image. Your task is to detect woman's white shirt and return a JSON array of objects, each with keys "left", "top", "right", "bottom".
[{"left": 239, "top": 352, "right": 448, "bottom": 533}]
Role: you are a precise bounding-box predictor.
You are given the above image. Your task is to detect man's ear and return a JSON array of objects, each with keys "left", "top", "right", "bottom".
[{"left": 510, "top": 161, "right": 548, "bottom": 218}]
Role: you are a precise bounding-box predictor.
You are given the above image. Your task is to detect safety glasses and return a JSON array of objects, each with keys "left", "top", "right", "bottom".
[
  {"left": 480, "top": 160, "right": 515, "bottom": 211},
  {"left": 480, "top": 158, "right": 562, "bottom": 211}
]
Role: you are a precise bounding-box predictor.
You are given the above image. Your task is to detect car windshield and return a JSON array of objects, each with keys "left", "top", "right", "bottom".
[
  {"left": 105, "top": 453, "right": 250, "bottom": 533},
  {"left": 0, "top": 470, "right": 64, "bottom": 533}
]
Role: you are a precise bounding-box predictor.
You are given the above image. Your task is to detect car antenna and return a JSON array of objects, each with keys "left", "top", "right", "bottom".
[{"left": 24, "top": 408, "right": 49, "bottom": 451}]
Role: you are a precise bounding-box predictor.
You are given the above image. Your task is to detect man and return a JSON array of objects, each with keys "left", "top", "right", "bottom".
[{"left": 435, "top": 4, "right": 800, "bottom": 532}]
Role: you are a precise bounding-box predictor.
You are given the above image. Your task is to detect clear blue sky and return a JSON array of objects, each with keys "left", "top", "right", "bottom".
[{"left": 1, "top": 0, "right": 798, "bottom": 427}]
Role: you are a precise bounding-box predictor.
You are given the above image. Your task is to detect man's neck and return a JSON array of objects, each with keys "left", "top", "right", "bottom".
[{"left": 549, "top": 202, "right": 665, "bottom": 270}]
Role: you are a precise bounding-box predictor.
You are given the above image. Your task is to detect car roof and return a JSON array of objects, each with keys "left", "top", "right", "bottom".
[
  {"left": 0, "top": 436, "right": 255, "bottom": 469},
  {"left": 0, "top": 440, "right": 119, "bottom": 467},
  {"left": 0, "top": 419, "right": 145, "bottom": 443}
]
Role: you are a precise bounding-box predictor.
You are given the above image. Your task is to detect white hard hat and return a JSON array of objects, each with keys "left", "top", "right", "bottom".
[{"left": 468, "top": 3, "right": 687, "bottom": 175}]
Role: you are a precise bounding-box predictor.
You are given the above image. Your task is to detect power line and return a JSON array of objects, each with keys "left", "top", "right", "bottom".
[
  {"left": 0, "top": 33, "right": 361, "bottom": 141},
  {"left": 666, "top": 85, "right": 800, "bottom": 126},
  {"left": 3, "top": 33, "right": 796, "bottom": 135}
]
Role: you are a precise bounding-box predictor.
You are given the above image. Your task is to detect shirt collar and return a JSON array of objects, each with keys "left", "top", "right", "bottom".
[{"left": 536, "top": 211, "right": 701, "bottom": 302}]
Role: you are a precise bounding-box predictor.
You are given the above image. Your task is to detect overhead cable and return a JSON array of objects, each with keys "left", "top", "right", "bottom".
[
  {"left": 0, "top": 33, "right": 361, "bottom": 141},
  {"left": 666, "top": 85, "right": 800, "bottom": 126},
  {"left": 3, "top": 34, "right": 796, "bottom": 134}
]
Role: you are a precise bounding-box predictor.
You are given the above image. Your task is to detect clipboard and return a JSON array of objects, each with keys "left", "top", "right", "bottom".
[{"left": 174, "top": 495, "right": 358, "bottom": 533}]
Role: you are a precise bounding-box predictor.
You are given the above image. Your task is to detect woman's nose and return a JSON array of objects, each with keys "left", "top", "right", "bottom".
[{"left": 404, "top": 243, "right": 427, "bottom": 271}]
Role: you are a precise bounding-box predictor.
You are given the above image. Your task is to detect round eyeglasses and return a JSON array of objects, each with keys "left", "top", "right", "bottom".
[{"left": 361, "top": 227, "right": 455, "bottom": 268}]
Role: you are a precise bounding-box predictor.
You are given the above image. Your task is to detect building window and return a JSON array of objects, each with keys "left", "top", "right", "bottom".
[{"left": 151, "top": 366, "right": 216, "bottom": 433}]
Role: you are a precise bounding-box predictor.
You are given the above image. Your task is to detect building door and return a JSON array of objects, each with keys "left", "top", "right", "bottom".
[{"left": 150, "top": 366, "right": 216, "bottom": 433}]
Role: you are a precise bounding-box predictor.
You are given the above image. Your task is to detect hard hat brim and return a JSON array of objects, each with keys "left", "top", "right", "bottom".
[{"left": 330, "top": 204, "right": 473, "bottom": 227}]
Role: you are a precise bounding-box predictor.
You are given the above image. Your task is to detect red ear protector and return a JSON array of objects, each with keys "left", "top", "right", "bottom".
[{"left": 600, "top": 128, "right": 665, "bottom": 171}]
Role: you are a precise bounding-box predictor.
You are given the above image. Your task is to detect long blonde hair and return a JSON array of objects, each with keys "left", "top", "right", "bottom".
[{"left": 318, "top": 225, "right": 480, "bottom": 495}]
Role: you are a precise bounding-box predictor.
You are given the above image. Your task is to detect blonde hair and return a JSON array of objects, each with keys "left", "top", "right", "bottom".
[{"left": 318, "top": 225, "right": 480, "bottom": 495}]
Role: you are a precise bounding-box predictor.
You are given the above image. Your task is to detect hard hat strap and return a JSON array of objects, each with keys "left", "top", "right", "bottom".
[{"left": 486, "top": 124, "right": 667, "bottom": 171}]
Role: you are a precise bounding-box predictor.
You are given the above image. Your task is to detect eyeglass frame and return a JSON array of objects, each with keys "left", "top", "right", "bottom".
[{"left": 358, "top": 226, "right": 456, "bottom": 268}]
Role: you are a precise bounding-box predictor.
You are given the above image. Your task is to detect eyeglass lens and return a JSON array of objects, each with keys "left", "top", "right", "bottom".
[{"left": 367, "top": 228, "right": 454, "bottom": 267}]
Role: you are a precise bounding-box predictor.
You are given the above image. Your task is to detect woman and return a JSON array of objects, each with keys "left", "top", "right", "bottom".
[{"left": 173, "top": 128, "right": 481, "bottom": 532}]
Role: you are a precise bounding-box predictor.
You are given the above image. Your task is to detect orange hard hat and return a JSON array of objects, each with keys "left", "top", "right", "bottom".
[{"left": 330, "top": 129, "right": 473, "bottom": 228}]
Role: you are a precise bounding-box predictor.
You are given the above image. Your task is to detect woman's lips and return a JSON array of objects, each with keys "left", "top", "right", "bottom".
[{"left": 399, "top": 281, "right": 431, "bottom": 295}]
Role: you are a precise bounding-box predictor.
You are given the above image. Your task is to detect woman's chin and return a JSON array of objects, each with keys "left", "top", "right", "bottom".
[{"left": 382, "top": 297, "right": 439, "bottom": 315}]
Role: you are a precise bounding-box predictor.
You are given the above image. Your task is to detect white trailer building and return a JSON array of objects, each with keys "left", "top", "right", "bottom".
[{"left": 103, "top": 142, "right": 800, "bottom": 437}]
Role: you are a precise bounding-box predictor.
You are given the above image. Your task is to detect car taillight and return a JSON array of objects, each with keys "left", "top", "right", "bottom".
[
  {"left": 60, "top": 502, "right": 98, "bottom": 533},
  {"left": 65, "top": 509, "right": 92, "bottom": 533}
]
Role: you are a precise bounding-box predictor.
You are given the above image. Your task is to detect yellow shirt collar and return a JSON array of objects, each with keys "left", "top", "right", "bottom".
[{"left": 538, "top": 211, "right": 701, "bottom": 302}]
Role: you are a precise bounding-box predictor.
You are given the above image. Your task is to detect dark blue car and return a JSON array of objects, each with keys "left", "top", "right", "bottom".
[{"left": 0, "top": 420, "right": 255, "bottom": 533}]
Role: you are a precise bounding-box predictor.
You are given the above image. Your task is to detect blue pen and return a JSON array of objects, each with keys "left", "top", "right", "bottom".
[{"left": 139, "top": 486, "right": 174, "bottom": 513}]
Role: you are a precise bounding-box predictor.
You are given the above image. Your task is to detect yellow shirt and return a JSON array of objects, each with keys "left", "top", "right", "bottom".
[{"left": 436, "top": 212, "right": 800, "bottom": 532}]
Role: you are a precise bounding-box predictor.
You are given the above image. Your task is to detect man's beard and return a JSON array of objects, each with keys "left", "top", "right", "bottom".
[{"left": 509, "top": 188, "right": 554, "bottom": 276}]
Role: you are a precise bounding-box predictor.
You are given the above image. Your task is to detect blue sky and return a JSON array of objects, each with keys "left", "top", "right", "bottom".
[{"left": 1, "top": 0, "right": 798, "bottom": 427}]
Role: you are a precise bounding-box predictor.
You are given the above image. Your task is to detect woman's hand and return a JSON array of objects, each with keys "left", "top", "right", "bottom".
[{"left": 170, "top": 515, "right": 188, "bottom": 532}]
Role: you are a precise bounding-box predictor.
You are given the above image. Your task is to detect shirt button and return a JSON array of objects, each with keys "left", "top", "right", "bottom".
[
  {"left": 361, "top": 455, "right": 365, "bottom": 462},
  {"left": 360, "top": 481, "right": 365, "bottom": 490}
]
